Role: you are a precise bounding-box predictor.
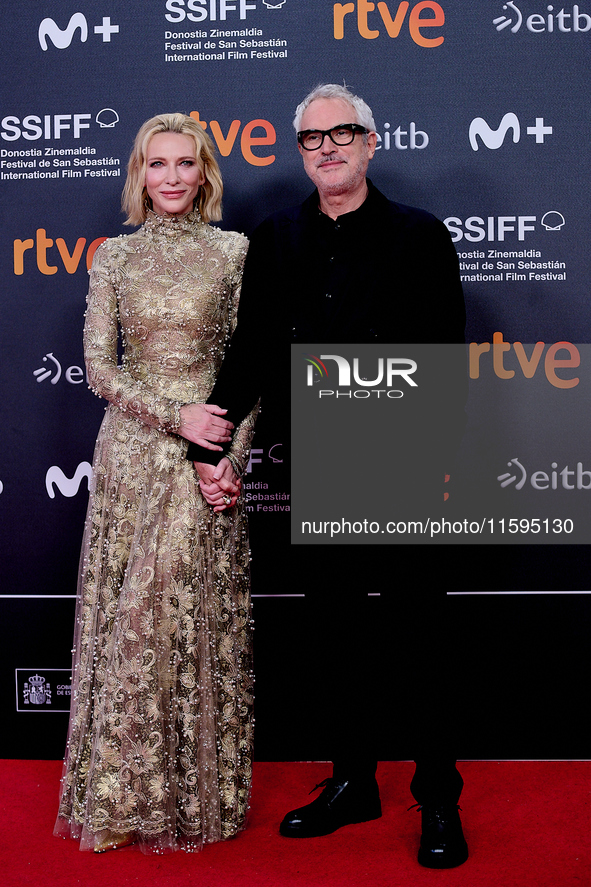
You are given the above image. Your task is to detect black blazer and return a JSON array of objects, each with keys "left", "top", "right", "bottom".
[{"left": 187, "top": 180, "right": 466, "bottom": 464}]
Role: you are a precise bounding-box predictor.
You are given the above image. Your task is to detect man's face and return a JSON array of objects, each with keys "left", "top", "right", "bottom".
[{"left": 298, "top": 97, "right": 377, "bottom": 199}]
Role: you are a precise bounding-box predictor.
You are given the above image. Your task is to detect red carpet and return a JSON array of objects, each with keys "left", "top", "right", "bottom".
[{"left": 0, "top": 760, "right": 587, "bottom": 887}]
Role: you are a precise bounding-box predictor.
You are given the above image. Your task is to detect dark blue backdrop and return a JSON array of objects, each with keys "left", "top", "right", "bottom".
[{"left": 1, "top": 1, "right": 589, "bottom": 760}]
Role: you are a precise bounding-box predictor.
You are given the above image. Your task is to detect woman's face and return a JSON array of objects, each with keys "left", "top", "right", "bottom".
[{"left": 145, "top": 131, "right": 204, "bottom": 216}]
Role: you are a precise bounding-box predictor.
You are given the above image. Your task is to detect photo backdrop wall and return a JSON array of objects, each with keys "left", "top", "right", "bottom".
[{"left": 1, "top": 1, "right": 590, "bottom": 760}]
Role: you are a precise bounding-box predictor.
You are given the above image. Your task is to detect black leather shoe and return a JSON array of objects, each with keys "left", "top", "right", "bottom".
[
  {"left": 416, "top": 804, "right": 468, "bottom": 868},
  {"left": 279, "top": 776, "right": 382, "bottom": 838}
]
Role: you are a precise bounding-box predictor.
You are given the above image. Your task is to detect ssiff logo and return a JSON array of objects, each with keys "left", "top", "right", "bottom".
[
  {"left": 166, "top": 0, "right": 257, "bottom": 22},
  {"left": 446, "top": 212, "right": 565, "bottom": 243},
  {"left": 493, "top": 2, "right": 591, "bottom": 33},
  {"left": 1, "top": 109, "right": 119, "bottom": 142}
]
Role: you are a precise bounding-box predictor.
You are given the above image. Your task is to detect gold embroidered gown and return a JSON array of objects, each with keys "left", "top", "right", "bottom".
[{"left": 54, "top": 210, "right": 256, "bottom": 853}]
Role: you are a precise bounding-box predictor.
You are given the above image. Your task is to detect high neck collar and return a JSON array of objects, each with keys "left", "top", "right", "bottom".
[{"left": 143, "top": 208, "right": 204, "bottom": 234}]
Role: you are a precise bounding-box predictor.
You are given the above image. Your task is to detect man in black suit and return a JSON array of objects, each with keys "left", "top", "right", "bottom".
[{"left": 188, "top": 84, "right": 468, "bottom": 869}]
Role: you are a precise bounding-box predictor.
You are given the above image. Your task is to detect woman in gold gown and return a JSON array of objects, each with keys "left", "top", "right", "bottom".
[{"left": 54, "top": 113, "right": 257, "bottom": 854}]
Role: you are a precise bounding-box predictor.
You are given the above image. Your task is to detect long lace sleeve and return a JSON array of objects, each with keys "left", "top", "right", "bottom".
[
  {"left": 226, "top": 405, "right": 259, "bottom": 476},
  {"left": 83, "top": 241, "right": 183, "bottom": 432},
  {"left": 223, "top": 248, "right": 260, "bottom": 476}
]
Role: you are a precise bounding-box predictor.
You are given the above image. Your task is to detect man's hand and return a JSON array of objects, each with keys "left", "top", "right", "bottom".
[
  {"left": 194, "top": 457, "right": 241, "bottom": 512},
  {"left": 178, "top": 403, "right": 234, "bottom": 449}
]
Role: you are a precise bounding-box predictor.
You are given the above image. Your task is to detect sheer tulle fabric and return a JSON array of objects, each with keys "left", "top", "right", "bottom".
[{"left": 54, "top": 212, "right": 255, "bottom": 853}]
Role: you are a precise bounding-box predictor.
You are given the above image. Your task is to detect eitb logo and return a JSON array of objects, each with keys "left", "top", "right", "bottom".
[{"left": 493, "top": 2, "right": 591, "bottom": 33}]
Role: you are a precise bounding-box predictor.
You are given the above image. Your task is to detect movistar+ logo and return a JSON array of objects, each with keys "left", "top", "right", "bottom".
[
  {"left": 38, "top": 13, "right": 120, "bottom": 50},
  {"left": 469, "top": 112, "right": 552, "bottom": 151}
]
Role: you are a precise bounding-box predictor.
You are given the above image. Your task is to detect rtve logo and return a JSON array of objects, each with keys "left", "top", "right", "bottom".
[
  {"left": 13, "top": 231, "right": 107, "bottom": 276},
  {"left": 494, "top": 2, "right": 591, "bottom": 34},
  {"left": 333, "top": 1, "right": 445, "bottom": 46},
  {"left": 469, "top": 333, "right": 580, "bottom": 389},
  {"left": 469, "top": 112, "right": 552, "bottom": 151},
  {"left": 190, "top": 111, "right": 275, "bottom": 166},
  {"left": 38, "top": 13, "right": 119, "bottom": 50}
]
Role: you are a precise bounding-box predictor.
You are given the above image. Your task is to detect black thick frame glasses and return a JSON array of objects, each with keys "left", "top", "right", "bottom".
[{"left": 297, "top": 123, "right": 369, "bottom": 151}]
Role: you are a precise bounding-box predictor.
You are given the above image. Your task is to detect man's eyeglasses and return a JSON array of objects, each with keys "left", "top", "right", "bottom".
[{"left": 297, "top": 123, "right": 369, "bottom": 151}]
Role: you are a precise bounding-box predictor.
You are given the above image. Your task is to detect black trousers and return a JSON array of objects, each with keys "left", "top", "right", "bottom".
[{"left": 295, "top": 544, "right": 463, "bottom": 804}]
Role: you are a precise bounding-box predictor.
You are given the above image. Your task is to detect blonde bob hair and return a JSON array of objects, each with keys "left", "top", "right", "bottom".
[{"left": 122, "top": 113, "right": 223, "bottom": 225}]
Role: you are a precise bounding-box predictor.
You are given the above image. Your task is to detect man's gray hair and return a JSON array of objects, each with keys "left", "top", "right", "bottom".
[{"left": 293, "top": 84, "right": 376, "bottom": 133}]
